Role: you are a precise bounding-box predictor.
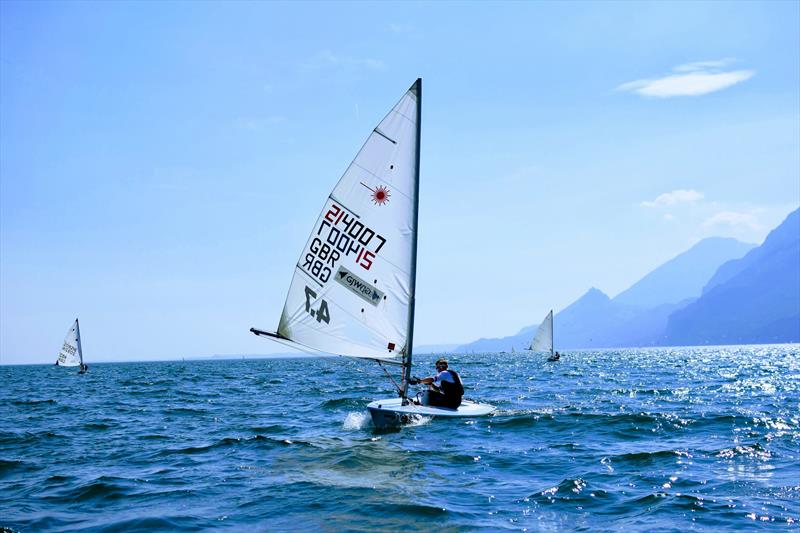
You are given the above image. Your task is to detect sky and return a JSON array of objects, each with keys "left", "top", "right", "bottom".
[{"left": 1, "top": 1, "right": 798, "bottom": 364}]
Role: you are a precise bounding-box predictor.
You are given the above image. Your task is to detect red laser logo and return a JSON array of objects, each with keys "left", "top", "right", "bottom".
[{"left": 360, "top": 182, "right": 391, "bottom": 206}]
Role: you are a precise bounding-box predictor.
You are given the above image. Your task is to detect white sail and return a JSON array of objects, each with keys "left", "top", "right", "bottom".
[
  {"left": 529, "top": 310, "right": 554, "bottom": 355},
  {"left": 56, "top": 318, "right": 82, "bottom": 366},
  {"left": 266, "top": 81, "right": 420, "bottom": 362}
]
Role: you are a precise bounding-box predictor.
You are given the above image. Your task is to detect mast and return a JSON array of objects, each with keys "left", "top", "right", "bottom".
[
  {"left": 549, "top": 310, "right": 554, "bottom": 356},
  {"left": 75, "top": 318, "right": 84, "bottom": 365},
  {"left": 401, "top": 78, "right": 422, "bottom": 402}
]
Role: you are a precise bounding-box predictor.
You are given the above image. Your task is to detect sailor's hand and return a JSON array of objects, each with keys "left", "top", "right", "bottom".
[{"left": 408, "top": 378, "right": 420, "bottom": 385}]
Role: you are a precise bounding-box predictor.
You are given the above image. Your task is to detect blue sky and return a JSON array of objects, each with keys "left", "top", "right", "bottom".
[{"left": 1, "top": 1, "right": 798, "bottom": 364}]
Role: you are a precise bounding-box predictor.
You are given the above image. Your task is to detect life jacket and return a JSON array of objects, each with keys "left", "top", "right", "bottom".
[{"left": 440, "top": 370, "right": 464, "bottom": 400}]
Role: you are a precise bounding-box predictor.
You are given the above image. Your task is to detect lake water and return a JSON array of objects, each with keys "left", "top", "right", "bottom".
[{"left": 2, "top": 345, "right": 799, "bottom": 531}]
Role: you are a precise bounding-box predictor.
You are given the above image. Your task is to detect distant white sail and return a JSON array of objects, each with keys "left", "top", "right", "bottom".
[
  {"left": 56, "top": 319, "right": 83, "bottom": 367},
  {"left": 270, "top": 82, "right": 420, "bottom": 362},
  {"left": 529, "top": 310, "right": 554, "bottom": 355}
]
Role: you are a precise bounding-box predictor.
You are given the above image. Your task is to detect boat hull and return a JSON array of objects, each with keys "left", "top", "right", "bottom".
[{"left": 367, "top": 397, "right": 495, "bottom": 428}]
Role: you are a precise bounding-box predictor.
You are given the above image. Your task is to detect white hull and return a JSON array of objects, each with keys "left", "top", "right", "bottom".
[{"left": 367, "top": 397, "right": 495, "bottom": 428}]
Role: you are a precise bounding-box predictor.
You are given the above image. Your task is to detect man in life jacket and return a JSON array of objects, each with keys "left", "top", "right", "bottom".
[{"left": 415, "top": 357, "right": 463, "bottom": 409}]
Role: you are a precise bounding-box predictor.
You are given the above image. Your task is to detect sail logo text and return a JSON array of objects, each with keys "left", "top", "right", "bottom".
[
  {"left": 300, "top": 201, "right": 387, "bottom": 284},
  {"left": 334, "top": 266, "right": 384, "bottom": 306}
]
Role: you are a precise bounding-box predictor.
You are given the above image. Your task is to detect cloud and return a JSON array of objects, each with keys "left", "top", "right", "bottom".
[
  {"left": 702, "top": 211, "right": 762, "bottom": 231},
  {"left": 673, "top": 59, "right": 734, "bottom": 72},
  {"left": 302, "top": 50, "right": 386, "bottom": 72},
  {"left": 618, "top": 59, "right": 754, "bottom": 98},
  {"left": 642, "top": 189, "right": 704, "bottom": 208}
]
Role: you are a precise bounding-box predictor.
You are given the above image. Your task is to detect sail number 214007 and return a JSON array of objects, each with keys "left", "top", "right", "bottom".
[
  {"left": 300, "top": 202, "right": 388, "bottom": 285},
  {"left": 304, "top": 286, "right": 330, "bottom": 324}
]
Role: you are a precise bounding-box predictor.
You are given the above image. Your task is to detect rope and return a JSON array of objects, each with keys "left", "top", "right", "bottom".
[{"left": 378, "top": 361, "right": 403, "bottom": 396}]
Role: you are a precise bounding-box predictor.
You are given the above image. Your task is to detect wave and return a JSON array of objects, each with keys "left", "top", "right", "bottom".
[
  {"left": 629, "top": 491, "right": 670, "bottom": 507},
  {"left": 46, "top": 476, "right": 134, "bottom": 504},
  {"left": 361, "top": 501, "right": 448, "bottom": 518},
  {"left": 714, "top": 442, "right": 771, "bottom": 459},
  {"left": 607, "top": 449, "right": 693, "bottom": 466},
  {"left": 125, "top": 388, "right": 171, "bottom": 396},
  {"left": 159, "top": 437, "right": 251, "bottom": 455},
  {"left": 137, "top": 433, "right": 171, "bottom": 441},
  {"left": 343, "top": 412, "right": 370, "bottom": 430},
  {"left": 84, "top": 515, "right": 202, "bottom": 530},
  {"left": 609, "top": 387, "right": 686, "bottom": 396},
  {"left": 249, "top": 424, "right": 292, "bottom": 434},
  {"left": 320, "top": 397, "right": 367, "bottom": 409},
  {"left": 161, "top": 406, "right": 208, "bottom": 415},
  {"left": 487, "top": 411, "right": 555, "bottom": 429},
  {"left": 0, "top": 431, "right": 67, "bottom": 446},
  {"left": 11, "top": 399, "right": 56, "bottom": 406},
  {"left": 83, "top": 422, "right": 112, "bottom": 430},
  {"left": 528, "top": 477, "right": 613, "bottom": 506},
  {"left": 45, "top": 474, "right": 77, "bottom": 484},
  {"left": 0, "top": 459, "right": 34, "bottom": 478},
  {"left": 488, "top": 410, "right": 691, "bottom": 434},
  {"left": 157, "top": 434, "right": 311, "bottom": 456}
]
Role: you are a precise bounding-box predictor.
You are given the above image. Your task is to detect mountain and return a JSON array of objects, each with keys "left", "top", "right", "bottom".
[
  {"left": 613, "top": 237, "right": 755, "bottom": 308},
  {"left": 550, "top": 288, "right": 636, "bottom": 348},
  {"left": 703, "top": 210, "right": 798, "bottom": 294},
  {"left": 456, "top": 236, "right": 755, "bottom": 352},
  {"left": 663, "top": 208, "right": 800, "bottom": 345},
  {"left": 456, "top": 287, "right": 656, "bottom": 353}
]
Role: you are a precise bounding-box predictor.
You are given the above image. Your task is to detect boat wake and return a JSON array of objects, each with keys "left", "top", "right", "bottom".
[
  {"left": 404, "top": 414, "right": 432, "bottom": 427},
  {"left": 342, "top": 412, "right": 371, "bottom": 430}
]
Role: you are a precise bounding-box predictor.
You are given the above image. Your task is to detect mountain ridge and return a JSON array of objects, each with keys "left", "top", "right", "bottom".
[
  {"left": 663, "top": 208, "right": 799, "bottom": 345},
  {"left": 456, "top": 235, "right": 761, "bottom": 352}
]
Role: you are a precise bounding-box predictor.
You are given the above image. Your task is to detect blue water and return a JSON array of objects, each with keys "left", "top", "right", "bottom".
[{"left": 2, "top": 346, "right": 799, "bottom": 531}]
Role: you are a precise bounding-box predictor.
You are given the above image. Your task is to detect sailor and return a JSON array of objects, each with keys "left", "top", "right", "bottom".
[{"left": 413, "top": 357, "right": 463, "bottom": 409}]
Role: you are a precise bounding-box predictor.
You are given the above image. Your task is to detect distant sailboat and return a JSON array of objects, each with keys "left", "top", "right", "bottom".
[
  {"left": 250, "top": 79, "right": 494, "bottom": 427},
  {"left": 529, "top": 310, "right": 559, "bottom": 361},
  {"left": 55, "top": 318, "right": 88, "bottom": 373}
]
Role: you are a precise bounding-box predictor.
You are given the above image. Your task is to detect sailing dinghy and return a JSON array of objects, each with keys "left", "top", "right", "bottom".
[
  {"left": 55, "top": 318, "right": 88, "bottom": 373},
  {"left": 529, "top": 310, "right": 560, "bottom": 361},
  {"left": 251, "top": 79, "right": 494, "bottom": 428}
]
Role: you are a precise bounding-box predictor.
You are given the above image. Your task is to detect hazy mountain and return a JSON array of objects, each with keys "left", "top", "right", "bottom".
[
  {"left": 547, "top": 291, "right": 695, "bottom": 349},
  {"left": 457, "top": 288, "right": 633, "bottom": 352},
  {"left": 457, "top": 236, "right": 755, "bottom": 352},
  {"left": 664, "top": 208, "right": 800, "bottom": 345},
  {"left": 613, "top": 237, "right": 755, "bottom": 308},
  {"left": 703, "top": 209, "right": 798, "bottom": 294}
]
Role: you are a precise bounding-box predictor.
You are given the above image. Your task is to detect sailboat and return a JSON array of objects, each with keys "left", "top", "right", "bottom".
[
  {"left": 251, "top": 79, "right": 494, "bottom": 427},
  {"left": 55, "top": 318, "right": 88, "bottom": 373},
  {"left": 529, "top": 310, "right": 560, "bottom": 361}
]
